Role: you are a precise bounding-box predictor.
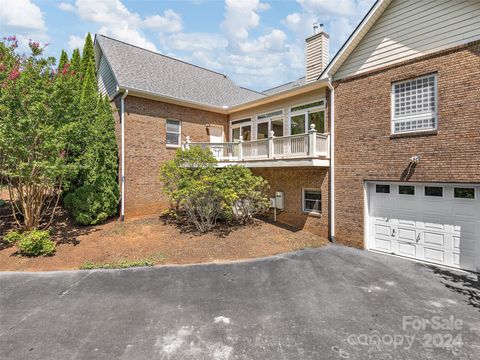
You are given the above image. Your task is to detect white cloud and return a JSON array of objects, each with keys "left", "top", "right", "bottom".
[
  {"left": 57, "top": 2, "right": 76, "bottom": 12},
  {"left": 59, "top": 0, "right": 183, "bottom": 52},
  {"left": 68, "top": 34, "right": 84, "bottom": 50},
  {"left": 163, "top": 33, "right": 227, "bottom": 51},
  {"left": 221, "top": 0, "right": 263, "bottom": 41},
  {"left": 144, "top": 9, "right": 182, "bottom": 33},
  {"left": 237, "top": 29, "right": 287, "bottom": 53},
  {"left": 0, "top": 0, "right": 46, "bottom": 31}
]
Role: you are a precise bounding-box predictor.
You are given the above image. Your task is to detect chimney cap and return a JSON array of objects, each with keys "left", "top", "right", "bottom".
[{"left": 313, "top": 21, "right": 324, "bottom": 35}]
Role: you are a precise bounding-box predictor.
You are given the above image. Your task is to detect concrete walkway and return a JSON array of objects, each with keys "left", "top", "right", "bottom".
[{"left": 1, "top": 245, "right": 479, "bottom": 359}]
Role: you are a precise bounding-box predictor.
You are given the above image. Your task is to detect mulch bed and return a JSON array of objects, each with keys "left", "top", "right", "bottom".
[{"left": 0, "top": 196, "right": 329, "bottom": 271}]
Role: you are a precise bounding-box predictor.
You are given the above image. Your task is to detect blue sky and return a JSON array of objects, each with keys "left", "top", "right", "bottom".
[{"left": 0, "top": 0, "right": 375, "bottom": 90}]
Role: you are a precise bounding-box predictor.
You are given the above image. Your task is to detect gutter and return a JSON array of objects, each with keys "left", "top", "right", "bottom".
[
  {"left": 327, "top": 79, "right": 335, "bottom": 243},
  {"left": 120, "top": 89, "right": 129, "bottom": 221}
]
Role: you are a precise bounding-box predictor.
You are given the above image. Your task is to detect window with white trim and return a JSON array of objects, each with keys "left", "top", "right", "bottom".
[
  {"left": 290, "top": 101, "right": 325, "bottom": 135},
  {"left": 392, "top": 74, "right": 437, "bottom": 134},
  {"left": 302, "top": 189, "right": 321, "bottom": 214},
  {"left": 166, "top": 119, "right": 181, "bottom": 147}
]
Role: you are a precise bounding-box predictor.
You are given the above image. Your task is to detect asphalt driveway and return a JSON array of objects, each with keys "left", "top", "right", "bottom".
[{"left": 1, "top": 245, "right": 479, "bottom": 360}]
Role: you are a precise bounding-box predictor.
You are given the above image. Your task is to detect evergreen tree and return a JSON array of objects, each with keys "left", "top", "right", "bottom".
[
  {"left": 70, "top": 48, "right": 81, "bottom": 75},
  {"left": 64, "top": 96, "right": 119, "bottom": 225},
  {"left": 80, "top": 33, "right": 95, "bottom": 77},
  {"left": 58, "top": 50, "right": 68, "bottom": 71}
]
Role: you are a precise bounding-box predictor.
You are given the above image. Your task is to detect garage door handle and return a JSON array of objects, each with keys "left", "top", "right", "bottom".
[
  {"left": 391, "top": 228, "right": 396, "bottom": 237},
  {"left": 416, "top": 234, "right": 421, "bottom": 242}
]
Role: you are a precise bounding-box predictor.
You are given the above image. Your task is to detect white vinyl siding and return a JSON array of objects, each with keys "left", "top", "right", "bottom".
[
  {"left": 334, "top": 0, "right": 480, "bottom": 80},
  {"left": 166, "top": 120, "right": 181, "bottom": 147},
  {"left": 97, "top": 54, "right": 118, "bottom": 98},
  {"left": 391, "top": 74, "right": 437, "bottom": 134}
]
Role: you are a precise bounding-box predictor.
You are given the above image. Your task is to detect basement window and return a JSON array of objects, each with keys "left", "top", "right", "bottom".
[
  {"left": 391, "top": 74, "right": 437, "bottom": 134},
  {"left": 303, "top": 189, "right": 321, "bottom": 214},
  {"left": 166, "top": 119, "right": 181, "bottom": 147}
]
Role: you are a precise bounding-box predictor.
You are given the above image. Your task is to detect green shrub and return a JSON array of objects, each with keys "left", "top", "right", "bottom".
[
  {"left": 3, "top": 230, "right": 22, "bottom": 246},
  {"left": 12, "top": 230, "right": 55, "bottom": 256},
  {"left": 159, "top": 148, "right": 269, "bottom": 232},
  {"left": 0, "top": 199, "right": 5, "bottom": 207},
  {"left": 64, "top": 182, "right": 118, "bottom": 225},
  {"left": 217, "top": 165, "right": 270, "bottom": 224}
]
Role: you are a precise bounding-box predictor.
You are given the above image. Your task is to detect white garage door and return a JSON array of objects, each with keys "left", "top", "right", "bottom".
[{"left": 368, "top": 182, "right": 480, "bottom": 272}]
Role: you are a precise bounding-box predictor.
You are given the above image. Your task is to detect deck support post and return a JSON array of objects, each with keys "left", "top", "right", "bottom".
[
  {"left": 308, "top": 124, "right": 317, "bottom": 156},
  {"left": 238, "top": 136, "right": 243, "bottom": 160},
  {"left": 268, "top": 130, "right": 275, "bottom": 159}
]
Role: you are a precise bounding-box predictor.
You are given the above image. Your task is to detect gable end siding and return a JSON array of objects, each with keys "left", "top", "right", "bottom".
[
  {"left": 98, "top": 54, "right": 118, "bottom": 98},
  {"left": 334, "top": 0, "right": 480, "bottom": 80}
]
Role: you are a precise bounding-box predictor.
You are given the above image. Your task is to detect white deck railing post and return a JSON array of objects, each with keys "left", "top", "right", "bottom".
[
  {"left": 238, "top": 136, "right": 243, "bottom": 160},
  {"left": 268, "top": 130, "right": 275, "bottom": 159},
  {"left": 308, "top": 124, "right": 317, "bottom": 156},
  {"left": 183, "top": 136, "right": 191, "bottom": 150}
]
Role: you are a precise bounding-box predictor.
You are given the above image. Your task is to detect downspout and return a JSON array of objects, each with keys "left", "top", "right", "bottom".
[
  {"left": 120, "top": 89, "right": 129, "bottom": 221},
  {"left": 327, "top": 79, "right": 335, "bottom": 243}
]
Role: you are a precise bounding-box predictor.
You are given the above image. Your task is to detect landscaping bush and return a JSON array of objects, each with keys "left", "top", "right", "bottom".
[
  {"left": 4, "top": 230, "right": 55, "bottom": 256},
  {"left": 3, "top": 230, "right": 22, "bottom": 246},
  {"left": 218, "top": 166, "right": 270, "bottom": 224},
  {"left": 159, "top": 148, "right": 269, "bottom": 232}
]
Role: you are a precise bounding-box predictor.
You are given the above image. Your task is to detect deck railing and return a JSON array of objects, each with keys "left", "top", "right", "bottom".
[{"left": 184, "top": 124, "right": 329, "bottom": 162}]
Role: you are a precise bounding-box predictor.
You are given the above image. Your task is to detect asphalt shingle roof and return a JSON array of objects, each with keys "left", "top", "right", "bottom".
[
  {"left": 262, "top": 77, "right": 306, "bottom": 96},
  {"left": 96, "top": 34, "right": 265, "bottom": 108}
]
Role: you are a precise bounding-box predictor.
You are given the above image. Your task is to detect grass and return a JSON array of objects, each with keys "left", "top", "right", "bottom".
[{"left": 80, "top": 252, "right": 168, "bottom": 270}]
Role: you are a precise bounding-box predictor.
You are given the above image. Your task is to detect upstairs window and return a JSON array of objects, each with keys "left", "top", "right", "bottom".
[
  {"left": 166, "top": 119, "right": 181, "bottom": 147},
  {"left": 392, "top": 74, "right": 437, "bottom": 134}
]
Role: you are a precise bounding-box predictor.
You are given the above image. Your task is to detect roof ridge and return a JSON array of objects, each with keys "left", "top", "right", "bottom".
[
  {"left": 238, "top": 86, "right": 266, "bottom": 96},
  {"left": 96, "top": 34, "right": 229, "bottom": 78},
  {"left": 262, "top": 76, "right": 305, "bottom": 92}
]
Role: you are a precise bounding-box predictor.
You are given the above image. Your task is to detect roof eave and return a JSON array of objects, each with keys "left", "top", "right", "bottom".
[{"left": 117, "top": 86, "right": 230, "bottom": 114}]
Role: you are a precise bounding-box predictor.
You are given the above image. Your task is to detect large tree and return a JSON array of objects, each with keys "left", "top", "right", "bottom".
[{"left": 0, "top": 38, "right": 72, "bottom": 230}]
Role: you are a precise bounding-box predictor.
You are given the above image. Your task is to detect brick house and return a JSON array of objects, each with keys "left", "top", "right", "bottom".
[{"left": 95, "top": 0, "right": 480, "bottom": 272}]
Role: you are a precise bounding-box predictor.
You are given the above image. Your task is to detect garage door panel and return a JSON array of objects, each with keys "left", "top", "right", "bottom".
[
  {"left": 423, "top": 200, "right": 449, "bottom": 214},
  {"left": 423, "top": 232, "right": 446, "bottom": 247},
  {"left": 454, "top": 236, "right": 476, "bottom": 252},
  {"left": 397, "top": 218, "right": 416, "bottom": 227},
  {"left": 422, "top": 217, "right": 449, "bottom": 231},
  {"left": 452, "top": 201, "right": 477, "bottom": 217},
  {"left": 398, "top": 228, "right": 417, "bottom": 242},
  {"left": 453, "top": 220, "right": 476, "bottom": 235},
  {"left": 453, "top": 253, "right": 476, "bottom": 271},
  {"left": 423, "top": 247, "right": 445, "bottom": 263},
  {"left": 374, "top": 224, "right": 391, "bottom": 237},
  {"left": 397, "top": 242, "right": 416, "bottom": 257},
  {"left": 375, "top": 237, "right": 392, "bottom": 252}
]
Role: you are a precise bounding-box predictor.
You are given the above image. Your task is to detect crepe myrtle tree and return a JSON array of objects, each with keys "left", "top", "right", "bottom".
[{"left": 0, "top": 37, "right": 73, "bottom": 230}]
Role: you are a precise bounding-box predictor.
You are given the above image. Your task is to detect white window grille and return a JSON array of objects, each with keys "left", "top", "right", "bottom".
[{"left": 391, "top": 74, "right": 437, "bottom": 134}]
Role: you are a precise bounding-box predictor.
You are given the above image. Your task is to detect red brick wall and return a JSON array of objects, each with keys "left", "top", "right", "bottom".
[
  {"left": 251, "top": 167, "right": 329, "bottom": 238},
  {"left": 333, "top": 41, "right": 480, "bottom": 248},
  {"left": 121, "top": 96, "right": 228, "bottom": 217}
]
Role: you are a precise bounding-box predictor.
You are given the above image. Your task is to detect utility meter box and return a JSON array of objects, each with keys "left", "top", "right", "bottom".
[{"left": 275, "top": 191, "right": 284, "bottom": 210}]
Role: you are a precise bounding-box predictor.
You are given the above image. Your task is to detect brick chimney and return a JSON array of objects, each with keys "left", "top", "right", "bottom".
[{"left": 305, "top": 22, "right": 329, "bottom": 83}]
